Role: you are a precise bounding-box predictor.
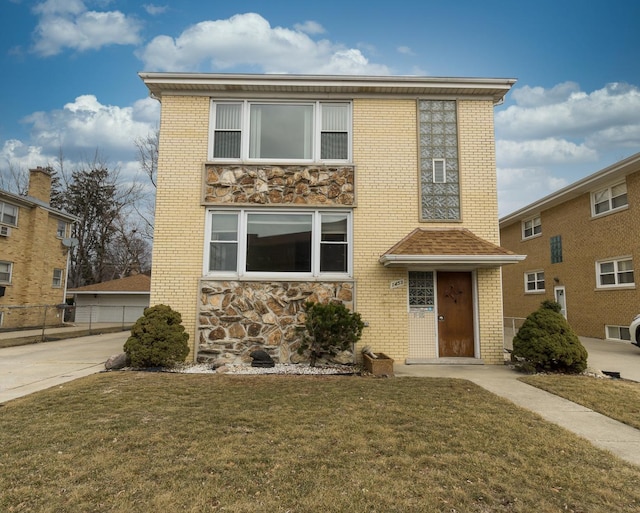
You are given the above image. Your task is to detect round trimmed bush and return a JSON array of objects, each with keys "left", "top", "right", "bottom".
[
  {"left": 512, "top": 300, "right": 588, "bottom": 374},
  {"left": 124, "top": 304, "right": 190, "bottom": 368}
]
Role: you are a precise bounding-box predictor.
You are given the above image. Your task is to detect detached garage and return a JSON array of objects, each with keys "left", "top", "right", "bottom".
[{"left": 68, "top": 274, "right": 150, "bottom": 324}]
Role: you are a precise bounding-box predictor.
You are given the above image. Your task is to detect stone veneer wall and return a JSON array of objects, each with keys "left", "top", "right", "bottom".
[
  {"left": 203, "top": 165, "right": 355, "bottom": 206},
  {"left": 198, "top": 280, "right": 354, "bottom": 364}
]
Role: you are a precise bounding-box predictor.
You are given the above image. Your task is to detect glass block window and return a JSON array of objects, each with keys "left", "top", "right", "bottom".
[
  {"left": 419, "top": 100, "right": 459, "bottom": 220},
  {"left": 408, "top": 271, "right": 434, "bottom": 307},
  {"left": 550, "top": 235, "right": 562, "bottom": 264}
]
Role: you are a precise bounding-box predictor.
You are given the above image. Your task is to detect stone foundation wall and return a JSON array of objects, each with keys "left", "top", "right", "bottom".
[
  {"left": 198, "top": 280, "right": 355, "bottom": 364},
  {"left": 203, "top": 164, "right": 355, "bottom": 206}
]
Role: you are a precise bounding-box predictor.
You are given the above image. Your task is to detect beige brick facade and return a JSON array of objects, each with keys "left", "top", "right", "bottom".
[
  {"left": 0, "top": 168, "right": 76, "bottom": 328},
  {"left": 500, "top": 155, "right": 640, "bottom": 341},
  {"left": 144, "top": 74, "right": 514, "bottom": 364}
]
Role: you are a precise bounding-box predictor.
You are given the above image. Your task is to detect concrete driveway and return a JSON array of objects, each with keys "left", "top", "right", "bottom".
[
  {"left": 0, "top": 331, "right": 128, "bottom": 404},
  {"left": 580, "top": 336, "right": 640, "bottom": 382}
]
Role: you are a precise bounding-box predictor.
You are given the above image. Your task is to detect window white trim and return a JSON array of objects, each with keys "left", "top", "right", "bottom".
[
  {"left": 0, "top": 261, "right": 13, "bottom": 284},
  {"left": 596, "top": 256, "right": 634, "bottom": 289},
  {"left": 524, "top": 270, "right": 545, "bottom": 293},
  {"left": 606, "top": 325, "right": 631, "bottom": 341},
  {"left": 209, "top": 100, "right": 351, "bottom": 163},
  {"left": 0, "top": 201, "right": 18, "bottom": 227},
  {"left": 432, "top": 159, "right": 446, "bottom": 184},
  {"left": 522, "top": 216, "right": 541, "bottom": 240},
  {"left": 52, "top": 268, "right": 63, "bottom": 288},
  {"left": 591, "top": 181, "right": 628, "bottom": 217},
  {"left": 204, "top": 209, "right": 353, "bottom": 279}
]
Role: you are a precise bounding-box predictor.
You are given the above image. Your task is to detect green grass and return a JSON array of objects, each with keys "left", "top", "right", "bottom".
[
  {"left": 520, "top": 374, "right": 640, "bottom": 430},
  {"left": 1, "top": 372, "right": 640, "bottom": 512}
]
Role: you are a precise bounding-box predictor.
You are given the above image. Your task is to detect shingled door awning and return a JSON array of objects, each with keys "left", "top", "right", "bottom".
[{"left": 379, "top": 228, "right": 526, "bottom": 268}]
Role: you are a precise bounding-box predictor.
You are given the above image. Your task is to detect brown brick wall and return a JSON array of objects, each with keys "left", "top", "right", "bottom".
[{"left": 501, "top": 169, "right": 640, "bottom": 339}]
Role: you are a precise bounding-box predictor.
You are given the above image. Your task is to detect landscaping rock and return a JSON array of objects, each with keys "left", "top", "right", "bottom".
[
  {"left": 250, "top": 349, "right": 275, "bottom": 368},
  {"left": 105, "top": 352, "right": 129, "bottom": 370}
]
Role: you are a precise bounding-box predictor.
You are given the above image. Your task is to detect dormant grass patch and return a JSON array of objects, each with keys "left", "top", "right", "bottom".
[{"left": 1, "top": 372, "right": 639, "bottom": 512}]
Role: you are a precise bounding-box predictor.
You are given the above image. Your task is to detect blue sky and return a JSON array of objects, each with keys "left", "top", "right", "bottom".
[{"left": 1, "top": 0, "right": 639, "bottom": 215}]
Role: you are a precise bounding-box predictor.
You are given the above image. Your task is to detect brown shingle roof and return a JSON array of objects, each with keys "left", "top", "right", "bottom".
[
  {"left": 68, "top": 274, "right": 150, "bottom": 293},
  {"left": 379, "top": 228, "right": 525, "bottom": 268}
]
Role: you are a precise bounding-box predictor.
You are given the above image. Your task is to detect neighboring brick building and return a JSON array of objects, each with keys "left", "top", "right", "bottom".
[
  {"left": 0, "top": 167, "right": 77, "bottom": 328},
  {"left": 140, "top": 73, "right": 523, "bottom": 364},
  {"left": 500, "top": 152, "right": 640, "bottom": 342}
]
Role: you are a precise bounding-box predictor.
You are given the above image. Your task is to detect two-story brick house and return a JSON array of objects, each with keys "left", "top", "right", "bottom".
[
  {"left": 140, "top": 73, "right": 523, "bottom": 365},
  {"left": 0, "top": 167, "right": 77, "bottom": 328},
  {"left": 500, "top": 151, "right": 640, "bottom": 342}
]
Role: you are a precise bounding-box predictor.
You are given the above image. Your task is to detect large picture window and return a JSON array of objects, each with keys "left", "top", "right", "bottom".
[
  {"left": 211, "top": 101, "right": 350, "bottom": 162},
  {"left": 207, "top": 210, "right": 351, "bottom": 277}
]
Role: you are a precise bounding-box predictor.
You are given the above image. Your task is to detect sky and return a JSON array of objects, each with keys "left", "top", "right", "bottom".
[{"left": 1, "top": 0, "right": 639, "bottom": 216}]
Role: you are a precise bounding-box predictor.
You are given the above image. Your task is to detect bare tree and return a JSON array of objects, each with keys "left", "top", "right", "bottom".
[
  {"left": 57, "top": 153, "right": 145, "bottom": 287},
  {"left": 0, "top": 159, "right": 30, "bottom": 195},
  {"left": 133, "top": 129, "right": 158, "bottom": 240}
]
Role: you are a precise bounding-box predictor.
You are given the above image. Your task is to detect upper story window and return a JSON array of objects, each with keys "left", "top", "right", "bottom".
[
  {"left": 525, "top": 270, "right": 545, "bottom": 293},
  {"left": 0, "top": 201, "right": 18, "bottom": 227},
  {"left": 0, "top": 261, "right": 12, "bottom": 283},
  {"left": 592, "top": 181, "right": 628, "bottom": 216},
  {"left": 522, "top": 216, "right": 541, "bottom": 239},
  {"left": 56, "top": 220, "right": 68, "bottom": 238},
  {"left": 206, "top": 209, "right": 351, "bottom": 278},
  {"left": 596, "top": 257, "right": 634, "bottom": 288},
  {"left": 210, "top": 101, "right": 350, "bottom": 162}
]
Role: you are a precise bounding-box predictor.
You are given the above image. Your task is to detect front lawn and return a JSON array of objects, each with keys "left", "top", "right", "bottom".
[
  {"left": 1, "top": 373, "right": 639, "bottom": 512},
  {"left": 520, "top": 374, "right": 640, "bottom": 430}
]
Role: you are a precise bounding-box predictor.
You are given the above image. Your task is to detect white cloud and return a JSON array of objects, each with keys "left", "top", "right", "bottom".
[
  {"left": 31, "top": 0, "right": 142, "bottom": 56},
  {"left": 136, "top": 12, "right": 391, "bottom": 75},
  {"left": 397, "top": 46, "right": 414, "bottom": 56},
  {"left": 143, "top": 4, "right": 168, "bottom": 16},
  {"left": 497, "top": 138, "right": 598, "bottom": 168},
  {"left": 497, "top": 82, "right": 640, "bottom": 142},
  {"left": 293, "top": 20, "right": 325, "bottom": 35},
  {"left": 21, "top": 95, "right": 159, "bottom": 165},
  {"left": 497, "top": 166, "right": 568, "bottom": 217}
]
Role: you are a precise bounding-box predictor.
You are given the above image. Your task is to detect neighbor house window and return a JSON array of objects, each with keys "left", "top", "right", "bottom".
[
  {"left": 206, "top": 209, "right": 351, "bottom": 277},
  {"left": 525, "top": 271, "right": 545, "bottom": 292},
  {"left": 0, "top": 201, "right": 18, "bottom": 226},
  {"left": 606, "top": 325, "right": 631, "bottom": 341},
  {"left": 522, "top": 216, "right": 541, "bottom": 239},
  {"left": 52, "top": 269, "right": 63, "bottom": 288},
  {"left": 597, "top": 257, "right": 634, "bottom": 288},
  {"left": 210, "top": 101, "right": 350, "bottom": 162},
  {"left": 0, "top": 261, "right": 12, "bottom": 283},
  {"left": 592, "top": 182, "right": 628, "bottom": 216},
  {"left": 56, "top": 220, "right": 68, "bottom": 238}
]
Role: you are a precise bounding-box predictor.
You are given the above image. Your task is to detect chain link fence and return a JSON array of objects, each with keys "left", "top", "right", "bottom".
[{"left": 0, "top": 304, "right": 144, "bottom": 333}]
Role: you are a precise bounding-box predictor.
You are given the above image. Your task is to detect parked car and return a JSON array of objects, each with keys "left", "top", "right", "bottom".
[{"left": 631, "top": 314, "right": 640, "bottom": 348}]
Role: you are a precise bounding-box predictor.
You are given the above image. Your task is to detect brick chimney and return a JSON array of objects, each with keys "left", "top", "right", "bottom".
[{"left": 28, "top": 167, "right": 52, "bottom": 204}]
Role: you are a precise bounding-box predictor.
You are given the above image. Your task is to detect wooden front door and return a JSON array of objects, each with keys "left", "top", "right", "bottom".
[{"left": 437, "top": 271, "right": 475, "bottom": 357}]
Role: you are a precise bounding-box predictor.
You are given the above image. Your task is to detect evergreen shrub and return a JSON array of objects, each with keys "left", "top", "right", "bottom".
[
  {"left": 124, "top": 304, "right": 190, "bottom": 368},
  {"left": 512, "top": 300, "right": 588, "bottom": 374},
  {"left": 298, "top": 301, "right": 364, "bottom": 367}
]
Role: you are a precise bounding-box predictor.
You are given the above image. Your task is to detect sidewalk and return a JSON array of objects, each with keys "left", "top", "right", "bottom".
[
  {"left": 0, "top": 323, "right": 133, "bottom": 348},
  {"left": 394, "top": 362, "right": 640, "bottom": 468}
]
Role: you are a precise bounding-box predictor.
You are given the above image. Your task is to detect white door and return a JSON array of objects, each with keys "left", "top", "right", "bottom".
[{"left": 554, "top": 286, "right": 567, "bottom": 319}]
